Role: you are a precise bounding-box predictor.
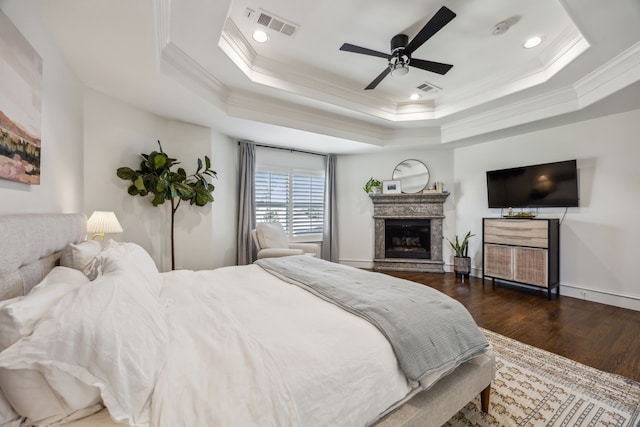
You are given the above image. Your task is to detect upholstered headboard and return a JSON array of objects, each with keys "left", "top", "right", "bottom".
[{"left": 0, "top": 213, "right": 86, "bottom": 300}]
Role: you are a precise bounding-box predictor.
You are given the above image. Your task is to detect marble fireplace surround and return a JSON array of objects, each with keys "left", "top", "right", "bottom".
[{"left": 371, "top": 192, "right": 450, "bottom": 273}]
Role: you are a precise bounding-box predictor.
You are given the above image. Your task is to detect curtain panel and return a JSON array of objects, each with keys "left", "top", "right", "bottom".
[
  {"left": 237, "top": 141, "right": 256, "bottom": 265},
  {"left": 322, "top": 154, "right": 338, "bottom": 262}
]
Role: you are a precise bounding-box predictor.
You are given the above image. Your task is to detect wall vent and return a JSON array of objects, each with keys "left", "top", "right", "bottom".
[
  {"left": 416, "top": 82, "right": 442, "bottom": 94},
  {"left": 255, "top": 10, "right": 298, "bottom": 37}
]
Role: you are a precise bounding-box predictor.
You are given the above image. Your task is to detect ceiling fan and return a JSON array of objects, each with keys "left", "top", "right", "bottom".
[{"left": 339, "top": 6, "right": 456, "bottom": 90}]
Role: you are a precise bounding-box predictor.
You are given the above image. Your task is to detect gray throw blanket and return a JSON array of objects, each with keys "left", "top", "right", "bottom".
[{"left": 256, "top": 255, "right": 489, "bottom": 385}]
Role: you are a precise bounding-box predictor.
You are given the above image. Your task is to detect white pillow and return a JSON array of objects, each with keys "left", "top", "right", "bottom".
[
  {"left": 0, "top": 259, "right": 168, "bottom": 426},
  {"left": 90, "top": 242, "right": 161, "bottom": 296},
  {"left": 0, "top": 389, "right": 20, "bottom": 427},
  {"left": 60, "top": 240, "right": 103, "bottom": 278},
  {"left": 256, "top": 222, "right": 288, "bottom": 249},
  {"left": 0, "top": 266, "right": 89, "bottom": 351}
]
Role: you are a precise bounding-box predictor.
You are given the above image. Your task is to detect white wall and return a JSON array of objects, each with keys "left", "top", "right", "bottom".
[
  {"left": 0, "top": 1, "right": 84, "bottom": 214},
  {"left": 84, "top": 89, "right": 237, "bottom": 271},
  {"left": 336, "top": 147, "right": 455, "bottom": 268},
  {"left": 453, "top": 109, "right": 640, "bottom": 310}
]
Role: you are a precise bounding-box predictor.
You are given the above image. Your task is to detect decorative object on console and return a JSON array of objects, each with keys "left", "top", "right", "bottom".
[
  {"left": 363, "top": 177, "right": 382, "bottom": 194},
  {"left": 448, "top": 231, "right": 474, "bottom": 281},
  {"left": 392, "top": 159, "right": 430, "bottom": 193},
  {"left": 0, "top": 10, "right": 43, "bottom": 185},
  {"left": 502, "top": 206, "right": 539, "bottom": 218},
  {"left": 116, "top": 140, "right": 217, "bottom": 270},
  {"left": 86, "top": 211, "right": 123, "bottom": 241},
  {"left": 382, "top": 180, "right": 402, "bottom": 194}
]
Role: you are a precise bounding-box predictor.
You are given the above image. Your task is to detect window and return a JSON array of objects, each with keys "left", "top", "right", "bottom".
[{"left": 256, "top": 169, "right": 324, "bottom": 240}]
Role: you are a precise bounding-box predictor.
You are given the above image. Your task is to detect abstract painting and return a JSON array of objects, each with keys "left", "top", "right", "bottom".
[{"left": 0, "top": 9, "right": 42, "bottom": 185}]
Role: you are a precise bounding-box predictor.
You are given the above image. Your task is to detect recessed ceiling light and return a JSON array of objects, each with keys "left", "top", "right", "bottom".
[
  {"left": 523, "top": 36, "right": 543, "bottom": 49},
  {"left": 252, "top": 30, "right": 269, "bottom": 43},
  {"left": 409, "top": 93, "right": 422, "bottom": 101}
]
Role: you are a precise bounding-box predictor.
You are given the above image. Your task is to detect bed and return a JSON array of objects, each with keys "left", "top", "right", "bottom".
[{"left": 0, "top": 213, "right": 495, "bottom": 427}]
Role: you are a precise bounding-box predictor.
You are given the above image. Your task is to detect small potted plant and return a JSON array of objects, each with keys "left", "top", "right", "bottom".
[
  {"left": 447, "top": 231, "right": 475, "bottom": 280},
  {"left": 363, "top": 177, "right": 382, "bottom": 194}
]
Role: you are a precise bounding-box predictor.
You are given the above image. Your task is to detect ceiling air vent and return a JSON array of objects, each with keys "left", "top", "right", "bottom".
[
  {"left": 255, "top": 10, "right": 298, "bottom": 37},
  {"left": 416, "top": 82, "right": 442, "bottom": 94}
]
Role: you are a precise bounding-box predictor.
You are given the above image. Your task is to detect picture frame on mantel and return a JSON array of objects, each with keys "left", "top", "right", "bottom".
[{"left": 383, "top": 180, "right": 401, "bottom": 194}]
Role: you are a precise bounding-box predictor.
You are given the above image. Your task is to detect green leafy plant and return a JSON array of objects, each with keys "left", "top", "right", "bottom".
[
  {"left": 116, "top": 140, "right": 217, "bottom": 270},
  {"left": 363, "top": 177, "right": 382, "bottom": 194},
  {"left": 447, "top": 231, "right": 475, "bottom": 258}
]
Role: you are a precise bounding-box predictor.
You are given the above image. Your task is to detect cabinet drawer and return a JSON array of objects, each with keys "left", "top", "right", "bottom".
[{"left": 484, "top": 219, "right": 549, "bottom": 248}]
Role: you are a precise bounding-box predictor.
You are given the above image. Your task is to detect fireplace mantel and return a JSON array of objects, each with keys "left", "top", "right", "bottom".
[{"left": 370, "top": 192, "right": 450, "bottom": 273}]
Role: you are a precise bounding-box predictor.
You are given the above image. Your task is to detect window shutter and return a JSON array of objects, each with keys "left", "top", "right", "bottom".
[
  {"left": 255, "top": 171, "right": 290, "bottom": 233},
  {"left": 292, "top": 173, "right": 324, "bottom": 236},
  {"left": 255, "top": 169, "right": 324, "bottom": 239}
]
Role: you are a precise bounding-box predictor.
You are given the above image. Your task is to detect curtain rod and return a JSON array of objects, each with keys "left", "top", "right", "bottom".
[{"left": 238, "top": 140, "right": 328, "bottom": 157}]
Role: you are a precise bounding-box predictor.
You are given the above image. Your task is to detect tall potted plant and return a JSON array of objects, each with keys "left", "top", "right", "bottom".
[
  {"left": 447, "top": 231, "right": 475, "bottom": 280},
  {"left": 116, "top": 141, "right": 217, "bottom": 270}
]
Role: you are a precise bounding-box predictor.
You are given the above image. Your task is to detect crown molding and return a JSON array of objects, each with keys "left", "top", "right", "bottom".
[
  {"left": 441, "top": 41, "right": 640, "bottom": 143},
  {"left": 154, "top": 0, "right": 228, "bottom": 106},
  {"left": 155, "top": 2, "right": 640, "bottom": 147},
  {"left": 441, "top": 87, "right": 579, "bottom": 143},
  {"left": 217, "top": 17, "right": 591, "bottom": 123},
  {"left": 154, "top": 0, "right": 171, "bottom": 52},
  {"left": 436, "top": 26, "right": 590, "bottom": 118},
  {"left": 160, "top": 41, "right": 230, "bottom": 106},
  {"left": 226, "top": 91, "right": 392, "bottom": 146},
  {"left": 218, "top": 18, "right": 440, "bottom": 122},
  {"left": 574, "top": 41, "right": 640, "bottom": 107}
]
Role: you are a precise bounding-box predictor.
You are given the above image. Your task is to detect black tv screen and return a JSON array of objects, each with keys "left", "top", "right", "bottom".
[{"left": 487, "top": 160, "right": 579, "bottom": 208}]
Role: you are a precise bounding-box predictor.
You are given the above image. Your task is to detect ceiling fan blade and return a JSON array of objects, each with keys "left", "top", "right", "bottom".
[
  {"left": 365, "top": 67, "right": 391, "bottom": 90},
  {"left": 410, "top": 58, "right": 453, "bottom": 75},
  {"left": 405, "top": 6, "right": 456, "bottom": 55},
  {"left": 340, "top": 43, "right": 390, "bottom": 59}
]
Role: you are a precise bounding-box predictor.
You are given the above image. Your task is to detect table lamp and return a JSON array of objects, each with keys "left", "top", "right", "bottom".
[{"left": 87, "top": 211, "right": 123, "bottom": 240}]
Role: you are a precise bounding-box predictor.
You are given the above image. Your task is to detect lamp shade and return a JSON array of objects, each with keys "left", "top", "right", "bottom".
[{"left": 87, "top": 211, "right": 123, "bottom": 235}]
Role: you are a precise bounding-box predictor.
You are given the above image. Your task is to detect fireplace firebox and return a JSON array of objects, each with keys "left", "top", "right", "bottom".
[{"left": 385, "top": 219, "right": 431, "bottom": 259}]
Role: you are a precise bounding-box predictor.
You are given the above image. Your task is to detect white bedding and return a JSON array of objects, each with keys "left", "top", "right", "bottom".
[
  {"left": 152, "top": 266, "right": 412, "bottom": 427},
  {"left": 0, "top": 244, "right": 413, "bottom": 427}
]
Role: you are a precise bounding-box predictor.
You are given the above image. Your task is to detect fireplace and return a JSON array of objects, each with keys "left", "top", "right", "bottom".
[
  {"left": 385, "top": 219, "right": 431, "bottom": 259},
  {"left": 370, "top": 192, "right": 449, "bottom": 273}
]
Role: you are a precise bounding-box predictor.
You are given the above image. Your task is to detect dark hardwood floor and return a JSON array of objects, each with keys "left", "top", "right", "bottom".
[{"left": 384, "top": 271, "right": 640, "bottom": 382}]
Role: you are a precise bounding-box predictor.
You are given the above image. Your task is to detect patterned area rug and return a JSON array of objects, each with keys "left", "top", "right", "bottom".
[{"left": 445, "top": 329, "right": 640, "bottom": 427}]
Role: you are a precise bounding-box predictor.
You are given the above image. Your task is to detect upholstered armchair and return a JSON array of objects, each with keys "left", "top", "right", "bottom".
[{"left": 252, "top": 222, "right": 321, "bottom": 259}]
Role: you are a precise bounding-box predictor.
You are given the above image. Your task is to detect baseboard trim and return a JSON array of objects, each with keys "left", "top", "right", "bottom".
[
  {"left": 478, "top": 269, "right": 640, "bottom": 312},
  {"left": 343, "top": 260, "right": 640, "bottom": 312},
  {"left": 339, "top": 259, "right": 373, "bottom": 269},
  {"left": 559, "top": 283, "right": 640, "bottom": 312}
]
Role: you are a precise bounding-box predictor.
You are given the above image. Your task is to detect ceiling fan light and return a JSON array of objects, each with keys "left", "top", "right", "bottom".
[{"left": 391, "top": 65, "right": 409, "bottom": 77}]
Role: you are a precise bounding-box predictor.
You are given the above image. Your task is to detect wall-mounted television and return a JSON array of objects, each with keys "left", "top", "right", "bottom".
[{"left": 486, "top": 160, "right": 579, "bottom": 208}]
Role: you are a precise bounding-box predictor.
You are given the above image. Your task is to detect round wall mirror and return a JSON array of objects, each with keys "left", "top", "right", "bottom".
[{"left": 392, "top": 159, "right": 430, "bottom": 193}]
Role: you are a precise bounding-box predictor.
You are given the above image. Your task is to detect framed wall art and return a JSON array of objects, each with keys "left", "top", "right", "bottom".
[{"left": 0, "top": 10, "right": 43, "bottom": 185}]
